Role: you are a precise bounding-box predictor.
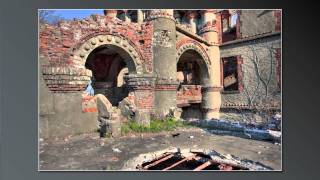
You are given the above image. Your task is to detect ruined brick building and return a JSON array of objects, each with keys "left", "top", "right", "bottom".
[{"left": 39, "top": 9, "right": 281, "bottom": 138}]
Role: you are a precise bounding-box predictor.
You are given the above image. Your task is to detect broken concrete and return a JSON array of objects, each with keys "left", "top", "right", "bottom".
[
  {"left": 118, "top": 96, "right": 136, "bottom": 120},
  {"left": 96, "top": 94, "right": 113, "bottom": 119}
]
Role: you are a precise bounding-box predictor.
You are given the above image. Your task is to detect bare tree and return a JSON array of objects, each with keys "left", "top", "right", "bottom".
[
  {"left": 241, "top": 42, "right": 279, "bottom": 109},
  {"left": 39, "top": 10, "right": 64, "bottom": 25}
]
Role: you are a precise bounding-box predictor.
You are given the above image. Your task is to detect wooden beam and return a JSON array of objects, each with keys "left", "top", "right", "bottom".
[
  {"left": 193, "top": 161, "right": 212, "bottom": 171},
  {"left": 162, "top": 155, "right": 196, "bottom": 171},
  {"left": 143, "top": 154, "right": 174, "bottom": 170}
]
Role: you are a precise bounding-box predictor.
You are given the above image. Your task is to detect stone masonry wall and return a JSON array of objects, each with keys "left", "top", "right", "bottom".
[{"left": 220, "top": 34, "right": 281, "bottom": 110}]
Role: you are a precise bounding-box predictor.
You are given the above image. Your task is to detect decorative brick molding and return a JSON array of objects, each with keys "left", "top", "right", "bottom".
[
  {"left": 155, "top": 78, "right": 179, "bottom": 91},
  {"left": 201, "top": 85, "right": 223, "bottom": 92},
  {"left": 202, "top": 107, "right": 220, "bottom": 112},
  {"left": 146, "top": 10, "right": 175, "bottom": 21},
  {"left": 42, "top": 66, "right": 92, "bottom": 92},
  {"left": 221, "top": 102, "right": 281, "bottom": 110},
  {"left": 124, "top": 74, "right": 156, "bottom": 91},
  {"left": 176, "top": 37, "right": 211, "bottom": 65},
  {"left": 73, "top": 34, "right": 144, "bottom": 74}
]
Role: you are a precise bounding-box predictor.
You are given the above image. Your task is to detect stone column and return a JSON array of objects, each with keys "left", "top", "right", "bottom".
[
  {"left": 186, "top": 11, "right": 198, "bottom": 34},
  {"left": 125, "top": 74, "right": 156, "bottom": 126},
  {"left": 137, "top": 10, "right": 144, "bottom": 23},
  {"left": 147, "top": 9, "right": 179, "bottom": 119},
  {"left": 199, "top": 10, "right": 222, "bottom": 119}
]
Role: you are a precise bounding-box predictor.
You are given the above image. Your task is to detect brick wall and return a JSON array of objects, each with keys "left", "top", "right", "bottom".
[
  {"left": 177, "top": 85, "right": 202, "bottom": 107},
  {"left": 39, "top": 15, "right": 153, "bottom": 73},
  {"left": 134, "top": 90, "right": 154, "bottom": 110}
]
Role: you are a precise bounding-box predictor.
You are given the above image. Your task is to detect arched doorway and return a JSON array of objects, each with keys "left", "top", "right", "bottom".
[
  {"left": 176, "top": 49, "right": 210, "bottom": 120},
  {"left": 84, "top": 44, "right": 136, "bottom": 106}
]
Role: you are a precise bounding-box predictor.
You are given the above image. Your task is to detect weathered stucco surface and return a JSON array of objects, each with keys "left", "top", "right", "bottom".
[{"left": 220, "top": 35, "right": 281, "bottom": 109}]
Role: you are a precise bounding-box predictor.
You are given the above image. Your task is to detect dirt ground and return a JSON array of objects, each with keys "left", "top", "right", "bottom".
[{"left": 39, "top": 127, "right": 281, "bottom": 171}]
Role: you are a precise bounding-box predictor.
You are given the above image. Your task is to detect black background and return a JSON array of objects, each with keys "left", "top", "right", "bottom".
[{"left": 1, "top": 0, "right": 319, "bottom": 179}]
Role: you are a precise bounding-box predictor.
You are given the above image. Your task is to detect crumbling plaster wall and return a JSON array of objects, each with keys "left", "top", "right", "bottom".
[
  {"left": 240, "top": 10, "right": 280, "bottom": 38},
  {"left": 39, "top": 56, "right": 99, "bottom": 139},
  {"left": 220, "top": 35, "right": 281, "bottom": 123}
]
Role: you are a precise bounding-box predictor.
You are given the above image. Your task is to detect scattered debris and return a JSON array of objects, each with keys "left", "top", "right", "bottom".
[
  {"left": 112, "top": 148, "right": 122, "bottom": 153},
  {"left": 199, "top": 119, "right": 281, "bottom": 142}
]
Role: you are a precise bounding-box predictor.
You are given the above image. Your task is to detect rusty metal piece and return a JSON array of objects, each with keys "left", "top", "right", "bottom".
[
  {"left": 193, "top": 161, "right": 213, "bottom": 171},
  {"left": 162, "top": 154, "right": 196, "bottom": 171},
  {"left": 143, "top": 154, "right": 174, "bottom": 169}
]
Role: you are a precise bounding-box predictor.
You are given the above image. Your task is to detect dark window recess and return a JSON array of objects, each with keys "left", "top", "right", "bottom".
[
  {"left": 222, "top": 56, "right": 243, "bottom": 93},
  {"left": 139, "top": 40, "right": 145, "bottom": 44},
  {"left": 220, "top": 10, "right": 240, "bottom": 43}
]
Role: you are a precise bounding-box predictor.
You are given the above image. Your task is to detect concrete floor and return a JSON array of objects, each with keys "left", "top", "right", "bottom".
[{"left": 39, "top": 127, "right": 281, "bottom": 171}]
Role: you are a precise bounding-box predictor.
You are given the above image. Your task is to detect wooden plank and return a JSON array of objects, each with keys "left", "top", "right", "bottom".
[{"left": 143, "top": 154, "right": 174, "bottom": 170}]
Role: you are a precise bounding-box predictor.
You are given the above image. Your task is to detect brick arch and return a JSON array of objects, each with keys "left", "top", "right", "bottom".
[
  {"left": 73, "top": 34, "right": 144, "bottom": 74},
  {"left": 176, "top": 39, "right": 211, "bottom": 82}
]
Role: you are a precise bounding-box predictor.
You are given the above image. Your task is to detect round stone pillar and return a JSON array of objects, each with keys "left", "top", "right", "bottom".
[
  {"left": 137, "top": 10, "right": 144, "bottom": 23},
  {"left": 201, "top": 86, "right": 222, "bottom": 119},
  {"left": 199, "top": 10, "right": 222, "bottom": 119},
  {"left": 147, "top": 9, "right": 178, "bottom": 118}
]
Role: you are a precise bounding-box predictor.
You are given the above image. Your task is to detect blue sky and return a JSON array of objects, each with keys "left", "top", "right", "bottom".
[{"left": 51, "top": 10, "right": 104, "bottom": 20}]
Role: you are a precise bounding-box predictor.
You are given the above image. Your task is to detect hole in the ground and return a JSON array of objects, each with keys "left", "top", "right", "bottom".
[{"left": 139, "top": 151, "right": 249, "bottom": 171}]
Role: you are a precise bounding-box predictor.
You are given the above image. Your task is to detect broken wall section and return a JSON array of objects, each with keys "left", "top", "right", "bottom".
[{"left": 39, "top": 57, "right": 99, "bottom": 139}]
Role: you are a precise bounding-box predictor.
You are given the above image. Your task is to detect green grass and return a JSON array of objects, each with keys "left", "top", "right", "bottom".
[{"left": 121, "top": 117, "right": 192, "bottom": 135}]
